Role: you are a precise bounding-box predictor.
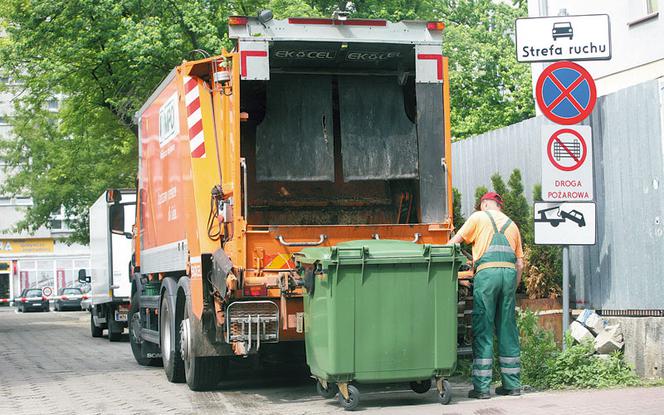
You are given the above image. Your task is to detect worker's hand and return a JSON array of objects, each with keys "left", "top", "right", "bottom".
[{"left": 448, "top": 234, "right": 463, "bottom": 245}]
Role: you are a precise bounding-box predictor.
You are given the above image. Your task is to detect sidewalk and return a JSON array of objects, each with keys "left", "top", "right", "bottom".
[{"left": 371, "top": 384, "right": 664, "bottom": 415}]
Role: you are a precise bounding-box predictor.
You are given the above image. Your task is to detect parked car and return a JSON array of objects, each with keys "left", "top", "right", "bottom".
[
  {"left": 80, "top": 296, "right": 92, "bottom": 311},
  {"left": 54, "top": 287, "right": 86, "bottom": 311},
  {"left": 16, "top": 288, "right": 49, "bottom": 312}
]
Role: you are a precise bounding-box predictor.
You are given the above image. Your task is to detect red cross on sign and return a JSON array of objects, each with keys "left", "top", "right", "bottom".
[{"left": 536, "top": 61, "right": 597, "bottom": 125}]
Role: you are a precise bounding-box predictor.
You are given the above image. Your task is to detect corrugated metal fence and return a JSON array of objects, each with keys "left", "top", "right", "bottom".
[{"left": 452, "top": 80, "right": 664, "bottom": 310}]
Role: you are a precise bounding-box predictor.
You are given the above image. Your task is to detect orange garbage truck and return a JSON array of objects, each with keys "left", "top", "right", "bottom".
[{"left": 119, "top": 13, "right": 454, "bottom": 390}]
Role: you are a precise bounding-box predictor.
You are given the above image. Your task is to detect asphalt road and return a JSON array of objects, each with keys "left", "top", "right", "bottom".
[{"left": 1, "top": 306, "right": 663, "bottom": 415}]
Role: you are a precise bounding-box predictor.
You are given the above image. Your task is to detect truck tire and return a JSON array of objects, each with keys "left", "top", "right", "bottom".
[
  {"left": 181, "top": 294, "right": 226, "bottom": 391},
  {"left": 161, "top": 294, "right": 185, "bottom": 383},
  {"left": 129, "top": 291, "right": 161, "bottom": 366},
  {"left": 91, "top": 312, "right": 103, "bottom": 338},
  {"left": 107, "top": 307, "right": 122, "bottom": 342}
]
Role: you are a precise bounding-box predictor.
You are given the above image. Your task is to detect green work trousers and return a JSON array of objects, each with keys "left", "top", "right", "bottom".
[{"left": 471, "top": 267, "right": 521, "bottom": 392}]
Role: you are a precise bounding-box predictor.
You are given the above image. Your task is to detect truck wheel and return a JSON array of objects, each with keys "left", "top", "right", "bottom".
[
  {"left": 181, "top": 295, "right": 225, "bottom": 391},
  {"left": 129, "top": 291, "right": 161, "bottom": 366},
  {"left": 160, "top": 295, "right": 185, "bottom": 383},
  {"left": 107, "top": 307, "right": 122, "bottom": 342},
  {"left": 91, "top": 312, "right": 103, "bottom": 338}
]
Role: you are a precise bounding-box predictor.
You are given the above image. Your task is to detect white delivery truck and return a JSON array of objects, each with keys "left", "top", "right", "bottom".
[{"left": 80, "top": 189, "right": 135, "bottom": 341}]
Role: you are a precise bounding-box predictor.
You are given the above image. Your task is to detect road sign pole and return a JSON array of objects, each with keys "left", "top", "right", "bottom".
[{"left": 562, "top": 245, "right": 570, "bottom": 351}]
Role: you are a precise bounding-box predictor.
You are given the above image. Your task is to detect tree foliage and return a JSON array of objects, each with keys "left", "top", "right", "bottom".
[
  {"left": 0, "top": 0, "right": 532, "bottom": 242},
  {"left": 477, "top": 171, "right": 562, "bottom": 298}
]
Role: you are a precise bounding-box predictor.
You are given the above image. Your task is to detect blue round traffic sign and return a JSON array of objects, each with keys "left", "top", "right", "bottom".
[{"left": 536, "top": 61, "right": 597, "bottom": 125}]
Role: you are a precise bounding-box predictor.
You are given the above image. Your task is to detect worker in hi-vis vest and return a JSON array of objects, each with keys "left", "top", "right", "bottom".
[{"left": 448, "top": 192, "right": 524, "bottom": 399}]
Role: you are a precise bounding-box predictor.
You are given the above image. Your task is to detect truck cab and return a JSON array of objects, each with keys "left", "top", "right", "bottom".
[{"left": 83, "top": 189, "right": 136, "bottom": 341}]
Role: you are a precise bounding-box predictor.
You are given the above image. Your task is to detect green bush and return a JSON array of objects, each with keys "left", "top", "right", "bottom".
[
  {"left": 546, "top": 336, "right": 640, "bottom": 389},
  {"left": 525, "top": 184, "right": 562, "bottom": 299},
  {"left": 517, "top": 310, "right": 558, "bottom": 389},
  {"left": 452, "top": 187, "right": 466, "bottom": 230},
  {"left": 519, "top": 311, "right": 639, "bottom": 390},
  {"left": 475, "top": 311, "right": 641, "bottom": 390}
]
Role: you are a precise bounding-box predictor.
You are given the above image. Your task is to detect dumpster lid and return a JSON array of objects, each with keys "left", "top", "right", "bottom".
[{"left": 295, "top": 239, "right": 459, "bottom": 265}]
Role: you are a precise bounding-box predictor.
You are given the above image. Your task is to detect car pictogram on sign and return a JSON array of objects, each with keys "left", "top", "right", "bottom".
[
  {"left": 536, "top": 61, "right": 597, "bottom": 125},
  {"left": 552, "top": 22, "right": 573, "bottom": 41}
]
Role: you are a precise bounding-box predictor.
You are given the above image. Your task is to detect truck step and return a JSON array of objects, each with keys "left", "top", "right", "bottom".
[{"left": 140, "top": 295, "right": 160, "bottom": 310}]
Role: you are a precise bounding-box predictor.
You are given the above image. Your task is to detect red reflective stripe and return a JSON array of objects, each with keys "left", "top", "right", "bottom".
[
  {"left": 240, "top": 50, "right": 268, "bottom": 78},
  {"left": 189, "top": 119, "right": 203, "bottom": 138},
  {"left": 288, "top": 17, "right": 386, "bottom": 26},
  {"left": 288, "top": 17, "right": 333, "bottom": 25},
  {"left": 340, "top": 19, "right": 387, "bottom": 26},
  {"left": 191, "top": 143, "right": 206, "bottom": 158},
  {"left": 417, "top": 53, "right": 443, "bottom": 80},
  {"left": 184, "top": 77, "right": 198, "bottom": 94},
  {"left": 187, "top": 97, "right": 200, "bottom": 115}
]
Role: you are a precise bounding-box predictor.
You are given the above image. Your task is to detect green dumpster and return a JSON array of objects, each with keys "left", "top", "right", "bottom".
[{"left": 295, "top": 240, "right": 463, "bottom": 410}]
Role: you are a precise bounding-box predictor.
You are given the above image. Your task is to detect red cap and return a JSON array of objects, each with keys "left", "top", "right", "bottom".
[{"left": 480, "top": 192, "right": 503, "bottom": 206}]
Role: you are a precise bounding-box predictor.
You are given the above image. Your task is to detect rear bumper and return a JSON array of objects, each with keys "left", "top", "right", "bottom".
[
  {"left": 24, "top": 302, "right": 48, "bottom": 309},
  {"left": 57, "top": 301, "right": 82, "bottom": 308}
]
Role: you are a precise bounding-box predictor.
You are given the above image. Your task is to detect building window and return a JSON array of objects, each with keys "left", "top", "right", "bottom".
[
  {"left": 47, "top": 99, "right": 59, "bottom": 111},
  {"left": 49, "top": 205, "right": 72, "bottom": 232},
  {"left": 0, "top": 197, "right": 11, "bottom": 206},
  {"left": 14, "top": 197, "right": 33, "bottom": 206},
  {"left": 647, "top": 0, "right": 659, "bottom": 13}
]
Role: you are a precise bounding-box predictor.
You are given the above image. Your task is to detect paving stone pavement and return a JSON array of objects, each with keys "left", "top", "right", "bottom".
[{"left": 1, "top": 306, "right": 663, "bottom": 415}]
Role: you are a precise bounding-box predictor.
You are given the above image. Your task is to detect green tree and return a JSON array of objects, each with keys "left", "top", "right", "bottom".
[
  {"left": 442, "top": 0, "right": 534, "bottom": 139},
  {"left": 452, "top": 187, "right": 466, "bottom": 230},
  {"left": 490, "top": 170, "right": 530, "bottom": 238},
  {"left": 524, "top": 184, "right": 562, "bottom": 299},
  {"left": 0, "top": 0, "right": 533, "bottom": 242},
  {"left": 474, "top": 185, "right": 489, "bottom": 211}
]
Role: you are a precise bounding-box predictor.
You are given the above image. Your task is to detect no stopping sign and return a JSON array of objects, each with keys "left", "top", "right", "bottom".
[{"left": 536, "top": 61, "right": 597, "bottom": 125}]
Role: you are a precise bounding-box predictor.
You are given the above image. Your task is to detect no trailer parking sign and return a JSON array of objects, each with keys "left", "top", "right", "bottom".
[{"left": 541, "top": 125, "right": 593, "bottom": 201}]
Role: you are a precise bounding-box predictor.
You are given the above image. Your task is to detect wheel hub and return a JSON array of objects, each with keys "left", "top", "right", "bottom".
[{"left": 180, "top": 318, "right": 191, "bottom": 361}]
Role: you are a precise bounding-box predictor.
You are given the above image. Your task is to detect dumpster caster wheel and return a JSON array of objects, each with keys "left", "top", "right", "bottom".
[
  {"left": 438, "top": 379, "right": 452, "bottom": 405},
  {"left": 338, "top": 384, "right": 360, "bottom": 411},
  {"left": 410, "top": 379, "right": 432, "bottom": 394},
  {"left": 317, "top": 382, "right": 338, "bottom": 399}
]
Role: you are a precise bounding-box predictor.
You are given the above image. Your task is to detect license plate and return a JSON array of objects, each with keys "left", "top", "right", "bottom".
[{"left": 115, "top": 311, "right": 128, "bottom": 322}]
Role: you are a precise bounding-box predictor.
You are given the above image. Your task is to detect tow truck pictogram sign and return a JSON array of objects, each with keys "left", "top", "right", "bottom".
[
  {"left": 541, "top": 125, "right": 593, "bottom": 201},
  {"left": 534, "top": 202, "right": 596, "bottom": 245}
]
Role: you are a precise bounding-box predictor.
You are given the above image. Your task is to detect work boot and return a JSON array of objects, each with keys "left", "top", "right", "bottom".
[
  {"left": 468, "top": 389, "right": 491, "bottom": 399},
  {"left": 495, "top": 386, "right": 521, "bottom": 396}
]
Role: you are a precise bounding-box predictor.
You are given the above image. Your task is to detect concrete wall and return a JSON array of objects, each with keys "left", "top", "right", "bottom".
[{"left": 606, "top": 317, "right": 664, "bottom": 378}]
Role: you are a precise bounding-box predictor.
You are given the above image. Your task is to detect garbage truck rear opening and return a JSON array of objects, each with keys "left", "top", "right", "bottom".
[{"left": 130, "top": 14, "right": 454, "bottom": 390}]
